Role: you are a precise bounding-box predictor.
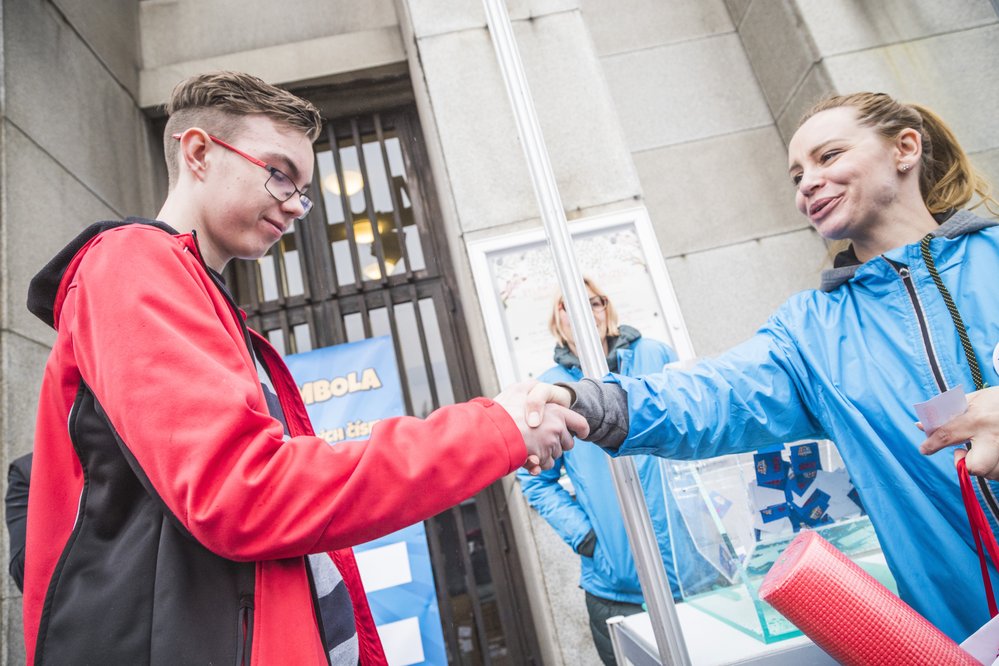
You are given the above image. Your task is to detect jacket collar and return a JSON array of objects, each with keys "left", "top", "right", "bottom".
[
  {"left": 553, "top": 324, "right": 641, "bottom": 373},
  {"left": 27, "top": 218, "right": 179, "bottom": 329},
  {"left": 819, "top": 209, "right": 998, "bottom": 292}
]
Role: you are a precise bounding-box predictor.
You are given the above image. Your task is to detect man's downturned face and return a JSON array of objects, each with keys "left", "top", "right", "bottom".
[{"left": 199, "top": 115, "right": 315, "bottom": 269}]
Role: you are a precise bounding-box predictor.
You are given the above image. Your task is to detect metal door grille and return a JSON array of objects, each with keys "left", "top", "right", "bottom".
[
  {"left": 226, "top": 105, "right": 540, "bottom": 664},
  {"left": 232, "top": 111, "right": 463, "bottom": 416}
]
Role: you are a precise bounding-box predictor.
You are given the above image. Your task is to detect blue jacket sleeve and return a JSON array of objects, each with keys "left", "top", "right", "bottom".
[
  {"left": 517, "top": 458, "right": 593, "bottom": 551},
  {"left": 661, "top": 340, "right": 679, "bottom": 364},
  {"left": 611, "top": 315, "right": 826, "bottom": 460}
]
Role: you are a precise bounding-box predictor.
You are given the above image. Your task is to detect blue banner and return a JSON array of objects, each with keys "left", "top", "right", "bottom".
[
  {"left": 286, "top": 335, "right": 405, "bottom": 446},
  {"left": 285, "top": 336, "right": 446, "bottom": 666}
]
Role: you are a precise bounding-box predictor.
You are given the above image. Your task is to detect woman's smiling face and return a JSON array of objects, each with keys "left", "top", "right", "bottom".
[{"left": 788, "top": 106, "right": 903, "bottom": 243}]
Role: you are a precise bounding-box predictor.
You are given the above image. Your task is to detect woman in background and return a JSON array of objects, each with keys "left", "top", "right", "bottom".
[{"left": 518, "top": 277, "right": 717, "bottom": 665}]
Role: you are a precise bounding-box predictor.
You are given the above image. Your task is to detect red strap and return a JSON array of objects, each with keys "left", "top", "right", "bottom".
[{"left": 958, "top": 457, "right": 999, "bottom": 617}]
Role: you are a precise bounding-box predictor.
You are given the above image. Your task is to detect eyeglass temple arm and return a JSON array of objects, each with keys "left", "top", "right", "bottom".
[{"left": 171, "top": 132, "right": 269, "bottom": 169}]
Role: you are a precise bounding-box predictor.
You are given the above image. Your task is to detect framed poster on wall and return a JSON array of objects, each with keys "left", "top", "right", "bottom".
[{"left": 467, "top": 206, "right": 694, "bottom": 387}]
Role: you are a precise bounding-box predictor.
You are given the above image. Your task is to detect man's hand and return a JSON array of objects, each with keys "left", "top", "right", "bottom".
[
  {"left": 524, "top": 382, "right": 573, "bottom": 427},
  {"left": 494, "top": 381, "right": 588, "bottom": 475},
  {"left": 919, "top": 387, "right": 999, "bottom": 479}
]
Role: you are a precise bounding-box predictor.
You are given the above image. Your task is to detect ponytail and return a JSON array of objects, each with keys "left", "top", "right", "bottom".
[{"left": 912, "top": 104, "right": 997, "bottom": 215}]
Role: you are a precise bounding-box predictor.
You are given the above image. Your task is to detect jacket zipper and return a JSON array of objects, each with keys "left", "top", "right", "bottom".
[
  {"left": 187, "top": 231, "right": 328, "bottom": 662},
  {"left": 186, "top": 231, "right": 268, "bottom": 666},
  {"left": 886, "top": 260, "right": 948, "bottom": 391},
  {"left": 886, "top": 257, "right": 999, "bottom": 523}
]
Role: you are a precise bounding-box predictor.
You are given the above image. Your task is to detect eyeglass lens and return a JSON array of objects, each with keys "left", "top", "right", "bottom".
[
  {"left": 559, "top": 297, "right": 607, "bottom": 311},
  {"left": 265, "top": 170, "right": 313, "bottom": 217}
]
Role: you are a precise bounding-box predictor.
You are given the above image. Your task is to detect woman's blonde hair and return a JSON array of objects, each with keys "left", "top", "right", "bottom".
[
  {"left": 798, "top": 92, "right": 997, "bottom": 216},
  {"left": 548, "top": 277, "right": 620, "bottom": 347}
]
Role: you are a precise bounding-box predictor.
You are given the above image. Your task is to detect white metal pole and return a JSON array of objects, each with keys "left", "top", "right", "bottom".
[{"left": 480, "top": 2, "right": 691, "bottom": 664}]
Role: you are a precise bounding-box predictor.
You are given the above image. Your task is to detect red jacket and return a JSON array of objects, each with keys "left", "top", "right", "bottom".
[{"left": 24, "top": 220, "right": 527, "bottom": 665}]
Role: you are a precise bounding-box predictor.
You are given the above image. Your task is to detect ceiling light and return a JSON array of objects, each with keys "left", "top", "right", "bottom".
[{"left": 323, "top": 170, "right": 364, "bottom": 197}]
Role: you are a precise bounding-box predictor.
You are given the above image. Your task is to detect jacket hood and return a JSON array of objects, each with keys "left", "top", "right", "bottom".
[
  {"left": 553, "top": 324, "right": 642, "bottom": 373},
  {"left": 27, "top": 218, "right": 178, "bottom": 329},
  {"left": 819, "top": 209, "right": 998, "bottom": 292}
]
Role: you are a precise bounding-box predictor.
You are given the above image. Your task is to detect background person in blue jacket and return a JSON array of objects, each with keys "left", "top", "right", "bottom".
[
  {"left": 518, "top": 277, "right": 717, "bottom": 665},
  {"left": 527, "top": 92, "right": 999, "bottom": 643}
]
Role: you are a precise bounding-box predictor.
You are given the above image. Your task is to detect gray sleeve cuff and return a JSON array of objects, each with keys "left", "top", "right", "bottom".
[{"left": 555, "top": 378, "right": 629, "bottom": 451}]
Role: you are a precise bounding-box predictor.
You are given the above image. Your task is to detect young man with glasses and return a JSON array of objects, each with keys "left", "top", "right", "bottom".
[{"left": 21, "top": 71, "right": 585, "bottom": 665}]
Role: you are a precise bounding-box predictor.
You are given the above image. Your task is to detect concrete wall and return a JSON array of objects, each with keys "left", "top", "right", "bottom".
[
  {"left": 0, "top": 1, "right": 159, "bottom": 664},
  {"left": 585, "top": 0, "right": 824, "bottom": 360},
  {"left": 581, "top": 0, "right": 999, "bottom": 360},
  {"left": 139, "top": 0, "right": 406, "bottom": 108},
  {"left": 2, "top": 1, "right": 997, "bottom": 665}
]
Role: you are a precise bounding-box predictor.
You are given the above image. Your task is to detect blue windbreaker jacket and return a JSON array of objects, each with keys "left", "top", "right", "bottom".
[
  {"left": 607, "top": 210, "right": 999, "bottom": 641},
  {"left": 519, "top": 334, "right": 717, "bottom": 603}
]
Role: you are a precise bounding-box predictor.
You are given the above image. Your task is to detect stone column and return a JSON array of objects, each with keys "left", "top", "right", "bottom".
[
  {"left": 1, "top": 2, "right": 156, "bottom": 663},
  {"left": 395, "top": 1, "right": 644, "bottom": 663}
]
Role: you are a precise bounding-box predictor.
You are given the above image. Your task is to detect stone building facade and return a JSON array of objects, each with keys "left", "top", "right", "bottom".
[{"left": 2, "top": 1, "right": 997, "bottom": 663}]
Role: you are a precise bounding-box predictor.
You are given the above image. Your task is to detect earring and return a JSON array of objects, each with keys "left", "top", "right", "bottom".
[{"left": 899, "top": 163, "right": 911, "bottom": 172}]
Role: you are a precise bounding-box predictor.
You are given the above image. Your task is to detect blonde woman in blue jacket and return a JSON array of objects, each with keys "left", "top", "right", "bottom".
[
  {"left": 518, "top": 278, "right": 716, "bottom": 665},
  {"left": 528, "top": 93, "right": 999, "bottom": 642}
]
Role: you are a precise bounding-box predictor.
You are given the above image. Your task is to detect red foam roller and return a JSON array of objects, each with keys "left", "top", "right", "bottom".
[{"left": 758, "top": 530, "right": 979, "bottom": 665}]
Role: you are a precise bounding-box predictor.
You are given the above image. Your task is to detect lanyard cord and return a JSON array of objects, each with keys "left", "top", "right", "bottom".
[
  {"left": 920, "top": 233, "right": 999, "bottom": 617},
  {"left": 920, "top": 235, "right": 985, "bottom": 390}
]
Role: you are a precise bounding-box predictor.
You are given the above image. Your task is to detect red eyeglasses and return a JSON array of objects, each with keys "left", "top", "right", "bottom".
[
  {"left": 172, "top": 132, "right": 313, "bottom": 220},
  {"left": 559, "top": 296, "right": 608, "bottom": 313}
]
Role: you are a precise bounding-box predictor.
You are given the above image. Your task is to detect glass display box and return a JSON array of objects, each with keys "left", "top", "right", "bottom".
[{"left": 664, "top": 440, "right": 897, "bottom": 643}]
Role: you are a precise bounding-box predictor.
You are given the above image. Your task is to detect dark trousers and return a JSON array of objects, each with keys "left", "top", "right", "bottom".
[{"left": 584, "top": 591, "right": 644, "bottom": 666}]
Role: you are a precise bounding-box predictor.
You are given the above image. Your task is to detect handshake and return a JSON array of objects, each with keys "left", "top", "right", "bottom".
[{"left": 493, "top": 381, "right": 583, "bottom": 476}]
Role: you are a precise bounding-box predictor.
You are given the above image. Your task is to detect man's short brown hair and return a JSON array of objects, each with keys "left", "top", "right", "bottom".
[{"left": 163, "top": 71, "right": 322, "bottom": 187}]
